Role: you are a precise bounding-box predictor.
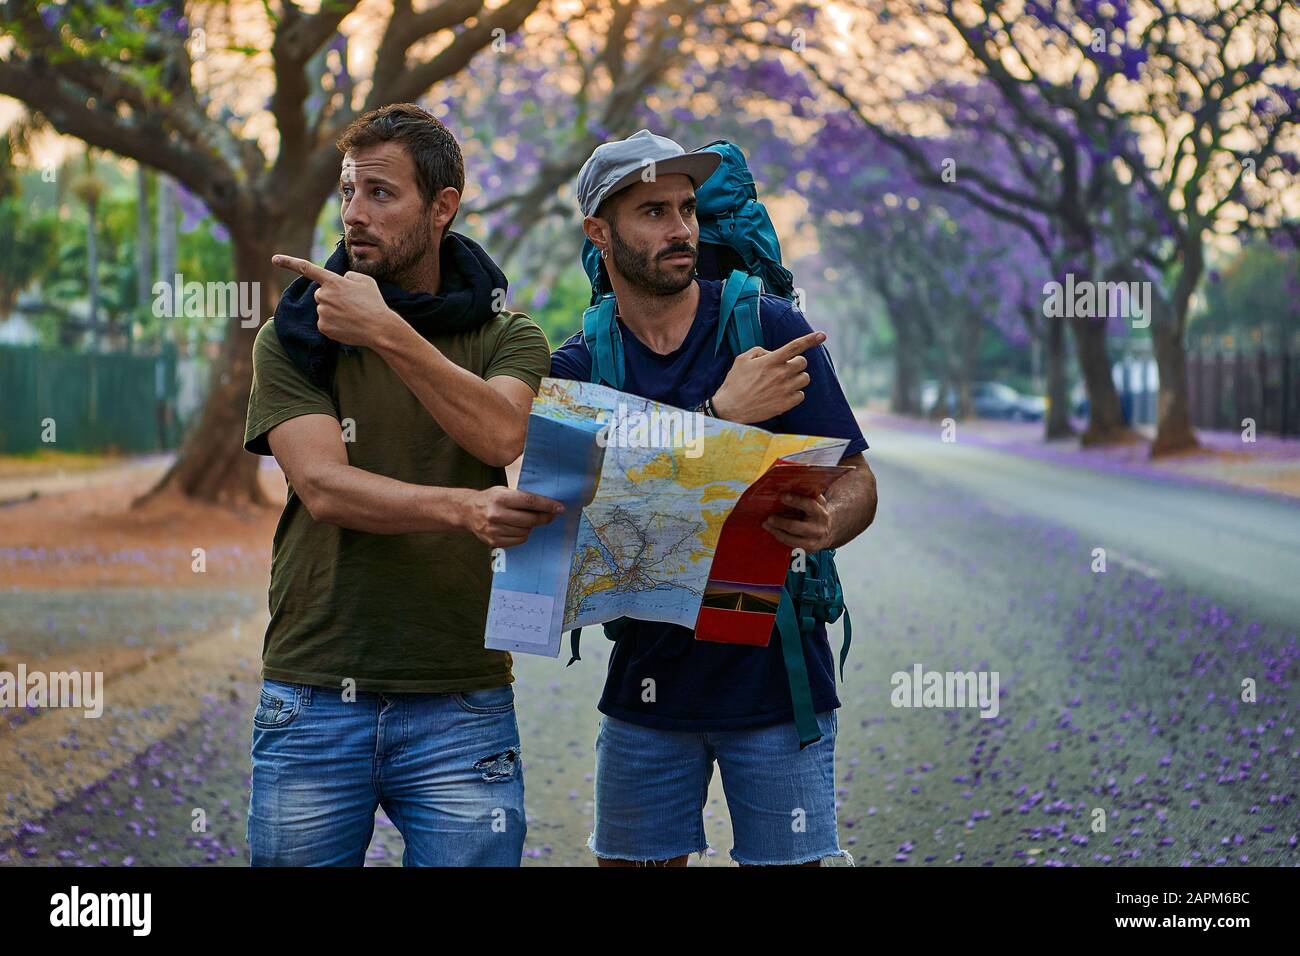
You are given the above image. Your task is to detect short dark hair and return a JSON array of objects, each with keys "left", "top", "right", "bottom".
[
  {"left": 336, "top": 103, "right": 465, "bottom": 230},
  {"left": 594, "top": 186, "right": 632, "bottom": 225}
]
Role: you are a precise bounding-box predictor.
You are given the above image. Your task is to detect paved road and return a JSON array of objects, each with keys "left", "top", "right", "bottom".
[
  {"left": 867, "top": 425, "right": 1300, "bottom": 627},
  {"left": 3, "top": 424, "right": 1295, "bottom": 866}
]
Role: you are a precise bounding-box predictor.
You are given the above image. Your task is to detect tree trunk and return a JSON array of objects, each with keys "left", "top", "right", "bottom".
[
  {"left": 957, "top": 311, "right": 980, "bottom": 420},
  {"left": 136, "top": 221, "right": 312, "bottom": 507},
  {"left": 954, "top": 371, "right": 973, "bottom": 420},
  {"left": 890, "top": 314, "right": 923, "bottom": 415},
  {"left": 928, "top": 368, "right": 963, "bottom": 421},
  {"left": 1149, "top": 251, "right": 1201, "bottom": 457},
  {"left": 85, "top": 195, "right": 99, "bottom": 351},
  {"left": 1044, "top": 312, "right": 1073, "bottom": 439},
  {"left": 136, "top": 165, "right": 152, "bottom": 323},
  {"left": 1071, "top": 313, "right": 1134, "bottom": 446},
  {"left": 1149, "top": 297, "right": 1199, "bottom": 456},
  {"left": 156, "top": 175, "right": 177, "bottom": 340}
]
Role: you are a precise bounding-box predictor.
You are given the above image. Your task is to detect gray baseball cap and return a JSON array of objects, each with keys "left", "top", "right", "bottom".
[{"left": 575, "top": 129, "right": 722, "bottom": 219}]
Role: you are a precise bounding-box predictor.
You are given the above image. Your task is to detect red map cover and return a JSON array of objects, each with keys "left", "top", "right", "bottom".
[{"left": 694, "top": 460, "right": 850, "bottom": 646}]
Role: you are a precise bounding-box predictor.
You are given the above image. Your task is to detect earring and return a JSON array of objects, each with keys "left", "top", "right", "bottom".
[{"left": 601, "top": 248, "right": 609, "bottom": 260}]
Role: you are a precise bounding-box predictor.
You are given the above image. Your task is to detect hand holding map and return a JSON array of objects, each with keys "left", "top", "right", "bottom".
[{"left": 695, "top": 461, "right": 850, "bottom": 647}]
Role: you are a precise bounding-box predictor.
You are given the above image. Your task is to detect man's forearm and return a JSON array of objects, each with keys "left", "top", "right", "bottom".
[
  {"left": 711, "top": 389, "right": 878, "bottom": 552},
  {"left": 302, "top": 461, "right": 472, "bottom": 535},
  {"left": 824, "top": 462, "right": 877, "bottom": 549},
  {"left": 373, "top": 317, "right": 526, "bottom": 466}
]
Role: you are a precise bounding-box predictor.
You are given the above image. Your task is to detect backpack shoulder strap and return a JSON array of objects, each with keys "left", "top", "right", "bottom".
[
  {"left": 716, "top": 269, "right": 764, "bottom": 359},
  {"left": 581, "top": 293, "right": 623, "bottom": 388},
  {"left": 798, "top": 548, "right": 853, "bottom": 682},
  {"left": 566, "top": 616, "right": 630, "bottom": 666},
  {"left": 775, "top": 548, "right": 854, "bottom": 747},
  {"left": 775, "top": 587, "right": 823, "bottom": 749}
]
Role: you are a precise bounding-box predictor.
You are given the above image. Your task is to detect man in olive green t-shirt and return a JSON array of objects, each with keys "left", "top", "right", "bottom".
[{"left": 241, "top": 103, "right": 562, "bottom": 867}]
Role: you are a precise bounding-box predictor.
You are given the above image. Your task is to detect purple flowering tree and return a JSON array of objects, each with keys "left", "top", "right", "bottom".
[
  {"left": 798, "top": 109, "right": 1060, "bottom": 426},
  {"left": 454, "top": 0, "right": 745, "bottom": 266},
  {"left": 745, "top": 5, "right": 1145, "bottom": 446},
  {"left": 442, "top": 0, "right": 814, "bottom": 309},
  {"left": 765, "top": 0, "right": 1297, "bottom": 454},
  {"left": 697, "top": 51, "right": 1077, "bottom": 434},
  {"left": 1070, "top": 0, "right": 1298, "bottom": 454},
  {"left": 0, "top": 0, "right": 542, "bottom": 504}
]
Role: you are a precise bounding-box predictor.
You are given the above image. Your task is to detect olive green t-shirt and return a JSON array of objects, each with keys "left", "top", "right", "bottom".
[{"left": 243, "top": 311, "right": 550, "bottom": 693}]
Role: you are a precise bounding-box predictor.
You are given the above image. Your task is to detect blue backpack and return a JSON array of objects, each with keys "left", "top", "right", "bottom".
[{"left": 567, "top": 140, "right": 852, "bottom": 749}]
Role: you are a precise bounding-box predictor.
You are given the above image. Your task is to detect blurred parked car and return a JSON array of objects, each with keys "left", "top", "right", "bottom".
[
  {"left": 971, "top": 382, "right": 1026, "bottom": 420},
  {"left": 1014, "top": 391, "right": 1047, "bottom": 421},
  {"left": 920, "top": 379, "right": 954, "bottom": 417},
  {"left": 976, "top": 382, "right": 1048, "bottom": 421},
  {"left": 1071, "top": 383, "right": 1089, "bottom": 419},
  {"left": 921, "top": 380, "right": 1046, "bottom": 421}
]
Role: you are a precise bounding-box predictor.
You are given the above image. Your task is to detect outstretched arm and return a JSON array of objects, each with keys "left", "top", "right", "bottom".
[
  {"left": 371, "top": 320, "right": 535, "bottom": 468},
  {"left": 267, "top": 412, "right": 563, "bottom": 547}
]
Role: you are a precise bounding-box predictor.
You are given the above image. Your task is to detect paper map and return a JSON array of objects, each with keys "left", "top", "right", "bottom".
[{"left": 485, "top": 377, "right": 848, "bottom": 656}]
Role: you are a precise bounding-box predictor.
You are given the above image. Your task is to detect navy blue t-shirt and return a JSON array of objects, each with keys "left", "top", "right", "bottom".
[{"left": 549, "top": 278, "right": 869, "bottom": 732}]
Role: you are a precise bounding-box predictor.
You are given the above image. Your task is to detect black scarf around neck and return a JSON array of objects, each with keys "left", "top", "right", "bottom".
[{"left": 272, "top": 231, "right": 508, "bottom": 389}]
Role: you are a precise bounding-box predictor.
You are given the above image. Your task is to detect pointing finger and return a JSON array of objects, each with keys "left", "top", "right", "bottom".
[
  {"left": 768, "top": 330, "right": 826, "bottom": 363},
  {"left": 272, "top": 254, "right": 335, "bottom": 285}
]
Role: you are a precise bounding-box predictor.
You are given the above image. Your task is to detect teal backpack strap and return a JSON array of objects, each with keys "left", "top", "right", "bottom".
[
  {"left": 567, "top": 616, "right": 629, "bottom": 666},
  {"left": 716, "top": 270, "right": 764, "bottom": 358},
  {"left": 798, "top": 548, "right": 853, "bottom": 682},
  {"left": 581, "top": 294, "right": 624, "bottom": 388},
  {"left": 775, "top": 587, "right": 823, "bottom": 749},
  {"left": 838, "top": 608, "right": 852, "bottom": 682},
  {"left": 774, "top": 547, "right": 854, "bottom": 746},
  {"left": 816, "top": 548, "right": 852, "bottom": 681}
]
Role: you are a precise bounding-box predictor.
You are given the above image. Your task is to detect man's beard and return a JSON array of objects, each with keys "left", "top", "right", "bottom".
[
  {"left": 609, "top": 223, "right": 696, "bottom": 296},
  {"left": 347, "top": 216, "right": 434, "bottom": 287}
]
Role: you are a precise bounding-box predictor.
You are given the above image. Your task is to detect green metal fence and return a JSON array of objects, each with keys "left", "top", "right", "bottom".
[{"left": 0, "top": 343, "right": 180, "bottom": 453}]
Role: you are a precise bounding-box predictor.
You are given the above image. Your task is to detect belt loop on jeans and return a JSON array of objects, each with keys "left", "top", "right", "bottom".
[{"left": 300, "top": 683, "right": 313, "bottom": 705}]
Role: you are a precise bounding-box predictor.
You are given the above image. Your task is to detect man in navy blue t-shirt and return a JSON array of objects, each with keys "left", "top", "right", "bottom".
[{"left": 554, "top": 130, "right": 878, "bottom": 867}]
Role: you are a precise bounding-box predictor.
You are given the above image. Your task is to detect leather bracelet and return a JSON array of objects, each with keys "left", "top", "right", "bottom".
[{"left": 696, "top": 396, "right": 716, "bottom": 417}]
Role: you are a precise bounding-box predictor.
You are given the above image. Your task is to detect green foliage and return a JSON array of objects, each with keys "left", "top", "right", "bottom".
[
  {"left": 1194, "top": 242, "right": 1299, "bottom": 348},
  {"left": 39, "top": 190, "right": 141, "bottom": 346},
  {"left": 513, "top": 265, "right": 592, "bottom": 351},
  {"left": 169, "top": 216, "right": 238, "bottom": 347},
  {"left": 8, "top": 0, "right": 188, "bottom": 105},
  {"left": 2, "top": 148, "right": 226, "bottom": 348},
  {"left": 975, "top": 327, "right": 1035, "bottom": 395},
  {"left": 0, "top": 195, "right": 60, "bottom": 319},
  {"left": 0, "top": 134, "right": 61, "bottom": 319}
]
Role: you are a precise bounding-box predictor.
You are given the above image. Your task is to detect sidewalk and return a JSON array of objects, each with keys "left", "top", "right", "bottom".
[
  {"left": 856, "top": 408, "right": 1300, "bottom": 503},
  {"left": 0, "top": 453, "right": 172, "bottom": 506}
]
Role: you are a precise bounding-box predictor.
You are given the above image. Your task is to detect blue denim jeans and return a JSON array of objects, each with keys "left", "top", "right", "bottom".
[
  {"left": 589, "top": 710, "right": 851, "bottom": 865},
  {"left": 247, "top": 679, "right": 525, "bottom": 866}
]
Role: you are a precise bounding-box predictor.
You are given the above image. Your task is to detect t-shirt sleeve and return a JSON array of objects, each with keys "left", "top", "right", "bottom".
[
  {"left": 764, "top": 299, "right": 869, "bottom": 458},
  {"left": 547, "top": 330, "right": 592, "bottom": 382},
  {"left": 483, "top": 312, "right": 552, "bottom": 393},
  {"left": 243, "top": 320, "right": 339, "bottom": 457}
]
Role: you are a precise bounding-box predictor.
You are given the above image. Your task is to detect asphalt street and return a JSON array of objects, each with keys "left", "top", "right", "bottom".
[{"left": 3, "top": 423, "right": 1296, "bottom": 866}]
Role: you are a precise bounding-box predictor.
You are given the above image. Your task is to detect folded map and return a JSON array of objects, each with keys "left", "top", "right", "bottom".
[{"left": 484, "top": 377, "right": 849, "bottom": 657}]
